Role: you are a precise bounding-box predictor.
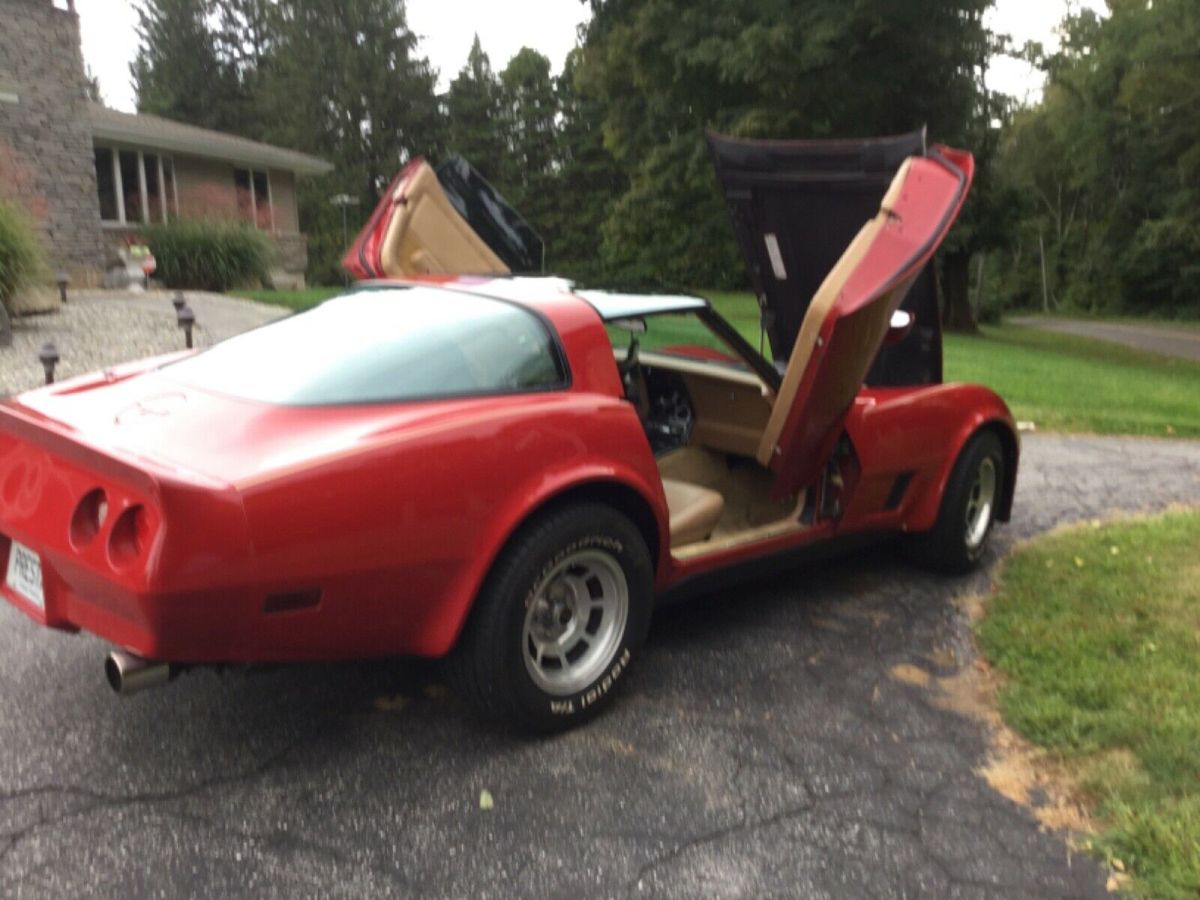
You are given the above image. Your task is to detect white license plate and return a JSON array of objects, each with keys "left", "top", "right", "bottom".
[{"left": 6, "top": 541, "right": 44, "bottom": 611}]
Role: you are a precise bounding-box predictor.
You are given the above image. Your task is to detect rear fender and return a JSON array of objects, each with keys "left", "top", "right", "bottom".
[{"left": 420, "top": 460, "right": 668, "bottom": 658}]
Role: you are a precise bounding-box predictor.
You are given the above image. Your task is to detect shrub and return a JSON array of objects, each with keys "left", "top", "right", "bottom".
[
  {"left": 0, "top": 200, "right": 46, "bottom": 311},
  {"left": 144, "top": 219, "right": 271, "bottom": 292}
]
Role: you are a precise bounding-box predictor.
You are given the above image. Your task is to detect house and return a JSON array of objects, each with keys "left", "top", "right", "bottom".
[
  {"left": 0, "top": 0, "right": 331, "bottom": 292},
  {"left": 88, "top": 104, "right": 332, "bottom": 288}
]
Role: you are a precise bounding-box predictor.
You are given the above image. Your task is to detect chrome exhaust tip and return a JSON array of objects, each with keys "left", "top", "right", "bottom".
[{"left": 104, "top": 650, "right": 173, "bottom": 695}]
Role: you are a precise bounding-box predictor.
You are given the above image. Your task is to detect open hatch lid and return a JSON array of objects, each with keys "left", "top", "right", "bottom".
[{"left": 751, "top": 146, "right": 975, "bottom": 497}]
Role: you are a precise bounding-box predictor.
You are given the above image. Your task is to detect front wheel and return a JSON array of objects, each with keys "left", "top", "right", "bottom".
[
  {"left": 447, "top": 502, "right": 654, "bottom": 732},
  {"left": 905, "top": 431, "right": 1005, "bottom": 574}
]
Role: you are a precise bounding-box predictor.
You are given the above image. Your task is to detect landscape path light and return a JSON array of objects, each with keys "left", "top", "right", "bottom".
[
  {"left": 38, "top": 342, "right": 59, "bottom": 384},
  {"left": 177, "top": 304, "right": 195, "bottom": 349}
]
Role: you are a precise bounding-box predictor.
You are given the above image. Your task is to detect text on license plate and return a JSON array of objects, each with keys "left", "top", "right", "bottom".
[{"left": 6, "top": 541, "right": 44, "bottom": 611}]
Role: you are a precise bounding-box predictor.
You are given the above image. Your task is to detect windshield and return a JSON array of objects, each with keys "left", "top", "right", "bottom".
[{"left": 163, "top": 288, "right": 566, "bottom": 405}]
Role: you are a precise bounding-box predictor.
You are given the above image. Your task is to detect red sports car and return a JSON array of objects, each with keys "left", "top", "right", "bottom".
[{"left": 0, "top": 134, "right": 1016, "bottom": 731}]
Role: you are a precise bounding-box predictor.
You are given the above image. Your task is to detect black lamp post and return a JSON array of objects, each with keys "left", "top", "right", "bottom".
[
  {"left": 38, "top": 342, "right": 59, "bottom": 384},
  {"left": 55, "top": 272, "right": 70, "bottom": 304},
  {"left": 177, "top": 304, "right": 195, "bottom": 349}
]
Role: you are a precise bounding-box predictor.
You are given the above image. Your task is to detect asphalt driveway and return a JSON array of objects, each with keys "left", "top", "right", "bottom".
[
  {"left": 1009, "top": 315, "right": 1200, "bottom": 361},
  {"left": 2, "top": 433, "right": 1198, "bottom": 898}
]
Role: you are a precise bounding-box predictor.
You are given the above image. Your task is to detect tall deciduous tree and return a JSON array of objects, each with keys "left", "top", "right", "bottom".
[
  {"left": 577, "top": 0, "right": 1003, "bottom": 311},
  {"left": 996, "top": 0, "right": 1200, "bottom": 317}
]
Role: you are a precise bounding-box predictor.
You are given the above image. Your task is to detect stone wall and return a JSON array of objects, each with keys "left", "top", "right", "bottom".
[
  {"left": 0, "top": 0, "right": 105, "bottom": 277},
  {"left": 269, "top": 232, "right": 309, "bottom": 289},
  {"left": 268, "top": 169, "right": 300, "bottom": 233}
]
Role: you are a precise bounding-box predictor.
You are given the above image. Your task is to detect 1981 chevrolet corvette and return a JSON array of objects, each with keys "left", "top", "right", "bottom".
[{"left": 0, "top": 132, "right": 1016, "bottom": 731}]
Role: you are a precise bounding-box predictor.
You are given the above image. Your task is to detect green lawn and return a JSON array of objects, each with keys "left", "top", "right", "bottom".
[
  {"left": 944, "top": 325, "right": 1200, "bottom": 437},
  {"left": 233, "top": 286, "right": 343, "bottom": 311},
  {"left": 697, "top": 291, "right": 1200, "bottom": 438},
  {"left": 978, "top": 510, "right": 1200, "bottom": 899}
]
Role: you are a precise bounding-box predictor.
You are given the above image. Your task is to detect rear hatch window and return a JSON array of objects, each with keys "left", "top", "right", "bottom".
[{"left": 162, "top": 288, "right": 566, "bottom": 405}]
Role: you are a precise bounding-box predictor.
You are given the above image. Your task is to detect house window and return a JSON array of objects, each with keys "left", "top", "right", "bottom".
[
  {"left": 233, "top": 167, "right": 273, "bottom": 230},
  {"left": 144, "top": 152, "right": 162, "bottom": 222},
  {"left": 163, "top": 158, "right": 178, "bottom": 218},
  {"left": 118, "top": 150, "right": 142, "bottom": 222},
  {"left": 94, "top": 147, "right": 118, "bottom": 221},
  {"left": 95, "top": 144, "right": 174, "bottom": 225}
]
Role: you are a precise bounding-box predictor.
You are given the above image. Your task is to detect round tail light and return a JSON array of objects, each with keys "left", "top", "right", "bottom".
[
  {"left": 108, "top": 504, "right": 150, "bottom": 569},
  {"left": 69, "top": 489, "right": 108, "bottom": 549}
]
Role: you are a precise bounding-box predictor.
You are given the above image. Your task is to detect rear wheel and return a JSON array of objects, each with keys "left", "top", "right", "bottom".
[
  {"left": 905, "top": 431, "right": 1004, "bottom": 574},
  {"left": 447, "top": 502, "right": 654, "bottom": 732}
]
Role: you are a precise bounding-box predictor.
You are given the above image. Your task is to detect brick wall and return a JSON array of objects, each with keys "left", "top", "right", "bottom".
[{"left": 0, "top": 0, "right": 105, "bottom": 276}]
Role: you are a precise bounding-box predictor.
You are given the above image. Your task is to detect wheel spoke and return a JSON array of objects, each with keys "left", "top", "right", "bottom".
[{"left": 521, "top": 548, "right": 630, "bottom": 696}]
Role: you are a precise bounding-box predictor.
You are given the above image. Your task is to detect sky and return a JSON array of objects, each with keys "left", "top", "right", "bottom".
[{"left": 77, "top": 0, "right": 1105, "bottom": 114}]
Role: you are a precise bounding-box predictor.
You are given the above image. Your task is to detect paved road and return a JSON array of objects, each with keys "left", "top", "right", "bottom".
[
  {"left": 3, "top": 433, "right": 1198, "bottom": 898},
  {"left": 1009, "top": 315, "right": 1200, "bottom": 361}
]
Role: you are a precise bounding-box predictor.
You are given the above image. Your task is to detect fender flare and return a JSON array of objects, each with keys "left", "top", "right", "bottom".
[
  {"left": 905, "top": 413, "right": 1019, "bottom": 534},
  {"left": 414, "top": 463, "right": 668, "bottom": 658}
]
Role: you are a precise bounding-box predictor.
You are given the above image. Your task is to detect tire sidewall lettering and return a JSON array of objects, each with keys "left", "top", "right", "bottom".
[
  {"left": 549, "top": 646, "right": 632, "bottom": 716},
  {"left": 523, "top": 535, "right": 625, "bottom": 611}
]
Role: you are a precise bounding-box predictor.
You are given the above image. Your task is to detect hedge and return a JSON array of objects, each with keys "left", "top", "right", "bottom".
[
  {"left": 144, "top": 219, "right": 271, "bottom": 292},
  {"left": 0, "top": 200, "right": 46, "bottom": 311}
]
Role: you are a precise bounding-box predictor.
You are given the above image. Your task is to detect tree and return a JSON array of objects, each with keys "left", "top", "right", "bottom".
[
  {"left": 994, "top": 0, "right": 1200, "bottom": 317},
  {"left": 545, "top": 49, "right": 627, "bottom": 279},
  {"left": 131, "top": 0, "right": 247, "bottom": 133},
  {"left": 498, "top": 49, "right": 558, "bottom": 185},
  {"left": 577, "top": 0, "right": 1001, "bottom": 303},
  {"left": 83, "top": 65, "right": 103, "bottom": 104},
  {"left": 133, "top": 0, "right": 445, "bottom": 284},
  {"left": 445, "top": 36, "right": 506, "bottom": 182},
  {"left": 258, "top": 0, "right": 443, "bottom": 282}
]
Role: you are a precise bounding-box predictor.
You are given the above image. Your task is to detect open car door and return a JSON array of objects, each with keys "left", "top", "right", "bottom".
[
  {"left": 737, "top": 145, "right": 975, "bottom": 497},
  {"left": 342, "top": 156, "right": 543, "bottom": 280}
]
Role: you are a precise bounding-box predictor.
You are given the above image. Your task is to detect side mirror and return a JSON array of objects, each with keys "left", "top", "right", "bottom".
[{"left": 884, "top": 309, "right": 914, "bottom": 345}]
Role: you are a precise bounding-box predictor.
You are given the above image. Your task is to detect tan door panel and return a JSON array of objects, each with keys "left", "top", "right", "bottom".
[
  {"left": 686, "top": 373, "right": 772, "bottom": 458},
  {"left": 378, "top": 162, "right": 510, "bottom": 277}
]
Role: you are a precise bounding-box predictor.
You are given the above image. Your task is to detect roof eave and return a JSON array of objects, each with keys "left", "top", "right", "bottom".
[{"left": 89, "top": 122, "right": 333, "bottom": 176}]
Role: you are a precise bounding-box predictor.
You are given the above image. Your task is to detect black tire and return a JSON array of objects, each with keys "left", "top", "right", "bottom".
[
  {"left": 446, "top": 502, "right": 654, "bottom": 733},
  {"left": 905, "top": 430, "right": 1004, "bottom": 574}
]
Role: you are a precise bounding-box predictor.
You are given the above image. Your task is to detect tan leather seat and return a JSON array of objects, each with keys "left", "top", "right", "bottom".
[{"left": 662, "top": 478, "right": 725, "bottom": 547}]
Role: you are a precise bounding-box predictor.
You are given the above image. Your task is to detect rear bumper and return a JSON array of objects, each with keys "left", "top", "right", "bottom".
[
  {"left": 0, "top": 533, "right": 248, "bottom": 660},
  {"left": 0, "top": 402, "right": 262, "bottom": 661}
]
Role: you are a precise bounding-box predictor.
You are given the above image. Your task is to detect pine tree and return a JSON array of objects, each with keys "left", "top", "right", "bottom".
[
  {"left": 445, "top": 36, "right": 506, "bottom": 181},
  {"left": 131, "top": 0, "right": 247, "bottom": 133}
]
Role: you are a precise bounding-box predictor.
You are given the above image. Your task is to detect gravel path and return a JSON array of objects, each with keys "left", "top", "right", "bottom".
[
  {"left": 0, "top": 290, "right": 286, "bottom": 395},
  {"left": 0, "top": 294, "right": 1198, "bottom": 896},
  {"left": 1009, "top": 315, "right": 1200, "bottom": 361}
]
